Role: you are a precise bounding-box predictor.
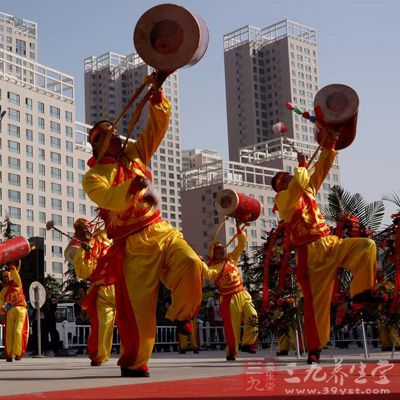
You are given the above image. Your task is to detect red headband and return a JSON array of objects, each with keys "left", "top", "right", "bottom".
[{"left": 274, "top": 172, "right": 288, "bottom": 191}]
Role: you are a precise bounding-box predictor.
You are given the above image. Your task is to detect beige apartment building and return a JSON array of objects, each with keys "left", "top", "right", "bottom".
[
  {"left": 224, "top": 20, "right": 321, "bottom": 162},
  {"left": 84, "top": 52, "right": 182, "bottom": 229},
  {"left": 0, "top": 12, "right": 94, "bottom": 283}
]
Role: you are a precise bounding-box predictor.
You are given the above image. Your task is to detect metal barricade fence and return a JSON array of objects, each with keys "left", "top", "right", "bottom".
[{"left": 0, "top": 324, "right": 3, "bottom": 349}]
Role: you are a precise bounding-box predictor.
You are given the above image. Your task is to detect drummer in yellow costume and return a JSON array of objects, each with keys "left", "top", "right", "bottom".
[
  {"left": 69, "top": 218, "right": 116, "bottom": 367},
  {"left": 203, "top": 224, "right": 258, "bottom": 360},
  {"left": 82, "top": 74, "right": 202, "bottom": 377},
  {"left": 0, "top": 263, "right": 29, "bottom": 362},
  {"left": 272, "top": 128, "right": 378, "bottom": 364}
]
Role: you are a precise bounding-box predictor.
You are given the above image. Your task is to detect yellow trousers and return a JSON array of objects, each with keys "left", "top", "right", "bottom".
[
  {"left": 178, "top": 319, "right": 199, "bottom": 350},
  {"left": 297, "top": 235, "right": 376, "bottom": 351},
  {"left": 377, "top": 321, "right": 400, "bottom": 349},
  {"left": 4, "top": 306, "right": 29, "bottom": 358},
  {"left": 117, "top": 221, "right": 202, "bottom": 370},
  {"left": 277, "top": 328, "right": 296, "bottom": 352},
  {"left": 87, "top": 285, "right": 116, "bottom": 364},
  {"left": 221, "top": 290, "right": 258, "bottom": 357}
]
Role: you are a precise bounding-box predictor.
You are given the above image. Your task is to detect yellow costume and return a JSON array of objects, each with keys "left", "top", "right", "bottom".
[
  {"left": 202, "top": 232, "right": 258, "bottom": 358},
  {"left": 73, "top": 229, "right": 116, "bottom": 365},
  {"left": 0, "top": 266, "right": 29, "bottom": 361},
  {"left": 83, "top": 97, "right": 203, "bottom": 373},
  {"left": 275, "top": 147, "right": 377, "bottom": 351}
]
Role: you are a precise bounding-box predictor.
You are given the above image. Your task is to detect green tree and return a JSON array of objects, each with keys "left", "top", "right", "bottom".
[
  {"left": 44, "top": 274, "right": 62, "bottom": 297},
  {"left": 61, "top": 262, "right": 88, "bottom": 301}
]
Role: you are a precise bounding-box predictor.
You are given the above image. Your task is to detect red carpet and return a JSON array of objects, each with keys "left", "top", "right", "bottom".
[{"left": 2, "top": 362, "right": 400, "bottom": 399}]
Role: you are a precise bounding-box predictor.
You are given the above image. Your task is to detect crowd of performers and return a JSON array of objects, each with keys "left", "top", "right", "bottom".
[{"left": 0, "top": 72, "right": 399, "bottom": 375}]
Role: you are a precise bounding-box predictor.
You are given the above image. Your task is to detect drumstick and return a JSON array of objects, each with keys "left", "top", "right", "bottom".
[
  {"left": 224, "top": 222, "right": 247, "bottom": 249},
  {"left": 45, "top": 221, "right": 92, "bottom": 250}
]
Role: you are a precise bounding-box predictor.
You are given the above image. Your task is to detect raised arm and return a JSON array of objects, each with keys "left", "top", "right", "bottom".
[
  {"left": 227, "top": 230, "right": 247, "bottom": 263},
  {"left": 73, "top": 247, "right": 96, "bottom": 280},
  {"left": 124, "top": 96, "right": 171, "bottom": 166},
  {"left": 309, "top": 147, "right": 337, "bottom": 193},
  {"left": 9, "top": 265, "right": 22, "bottom": 288}
]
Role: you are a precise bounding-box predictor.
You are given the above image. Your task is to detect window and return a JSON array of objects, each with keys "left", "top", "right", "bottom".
[
  {"left": 38, "top": 132, "right": 45, "bottom": 144},
  {"left": 52, "top": 262, "right": 63, "bottom": 274},
  {"left": 26, "top": 193, "right": 33, "bottom": 205},
  {"left": 39, "top": 196, "right": 46, "bottom": 208},
  {"left": 8, "top": 173, "right": 20, "bottom": 186},
  {"left": 52, "top": 246, "right": 63, "bottom": 258},
  {"left": 65, "top": 126, "right": 73, "bottom": 138},
  {"left": 37, "top": 102, "right": 44, "bottom": 114},
  {"left": 39, "top": 180, "right": 46, "bottom": 192},
  {"left": 8, "top": 190, "right": 21, "bottom": 203},
  {"left": 38, "top": 164, "right": 45, "bottom": 176},
  {"left": 79, "top": 204, "right": 86, "bottom": 214},
  {"left": 16, "top": 39, "right": 26, "bottom": 56},
  {"left": 26, "top": 161, "right": 33, "bottom": 174},
  {"left": 51, "top": 167, "right": 61, "bottom": 179},
  {"left": 66, "top": 141, "right": 73, "bottom": 152},
  {"left": 50, "top": 136, "right": 61, "bottom": 149},
  {"left": 25, "top": 113, "right": 33, "bottom": 125},
  {"left": 8, "top": 157, "right": 20, "bottom": 170},
  {"left": 38, "top": 148, "right": 45, "bottom": 161},
  {"left": 66, "top": 156, "right": 73, "bottom": 167},
  {"left": 27, "top": 226, "right": 34, "bottom": 237},
  {"left": 50, "top": 106, "right": 60, "bottom": 119},
  {"left": 79, "top": 189, "right": 86, "bottom": 200},
  {"left": 67, "top": 217, "right": 74, "bottom": 228},
  {"left": 67, "top": 201, "right": 74, "bottom": 213},
  {"left": 50, "top": 121, "right": 60, "bottom": 134},
  {"left": 51, "top": 183, "right": 62, "bottom": 195},
  {"left": 51, "top": 199, "right": 62, "bottom": 211},
  {"left": 9, "top": 206, "right": 21, "bottom": 219},
  {"left": 51, "top": 152, "right": 61, "bottom": 164},
  {"left": 65, "top": 111, "right": 73, "bottom": 123},
  {"left": 26, "top": 177, "right": 33, "bottom": 189},
  {"left": 66, "top": 186, "right": 74, "bottom": 197},
  {"left": 66, "top": 171, "right": 74, "bottom": 182},
  {"left": 7, "top": 124, "right": 20, "bottom": 138},
  {"left": 8, "top": 108, "right": 20, "bottom": 122},
  {"left": 39, "top": 212, "right": 46, "bottom": 223},
  {"left": 26, "top": 129, "right": 33, "bottom": 141},
  {"left": 8, "top": 140, "right": 20, "bottom": 154},
  {"left": 25, "top": 98, "right": 32, "bottom": 110},
  {"left": 27, "top": 209, "right": 34, "bottom": 221},
  {"left": 38, "top": 117, "right": 45, "bottom": 129},
  {"left": 7, "top": 92, "right": 20, "bottom": 105},
  {"left": 51, "top": 214, "right": 62, "bottom": 226},
  {"left": 26, "top": 145, "right": 33, "bottom": 157}
]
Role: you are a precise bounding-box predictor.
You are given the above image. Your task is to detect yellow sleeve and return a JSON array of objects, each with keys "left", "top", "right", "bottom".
[
  {"left": 275, "top": 167, "right": 310, "bottom": 222},
  {"left": 227, "top": 231, "right": 247, "bottom": 263},
  {"left": 309, "top": 148, "right": 337, "bottom": 193},
  {"left": 10, "top": 266, "right": 22, "bottom": 288},
  {"left": 124, "top": 97, "right": 171, "bottom": 165},
  {"left": 82, "top": 166, "right": 135, "bottom": 212},
  {"left": 73, "top": 247, "right": 95, "bottom": 280},
  {"left": 202, "top": 262, "right": 220, "bottom": 281}
]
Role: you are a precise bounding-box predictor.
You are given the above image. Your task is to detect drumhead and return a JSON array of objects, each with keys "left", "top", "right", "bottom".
[
  {"left": 215, "top": 189, "right": 239, "bottom": 216},
  {"left": 314, "top": 84, "right": 359, "bottom": 123},
  {"left": 134, "top": 4, "right": 209, "bottom": 71}
]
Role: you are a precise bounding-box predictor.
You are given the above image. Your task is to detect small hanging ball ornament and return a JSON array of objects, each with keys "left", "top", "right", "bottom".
[
  {"left": 309, "top": 115, "right": 316, "bottom": 123},
  {"left": 272, "top": 122, "right": 288, "bottom": 135},
  {"left": 294, "top": 107, "right": 303, "bottom": 115},
  {"left": 285, "top": 101, "right": 294, "bottom": 111},
  {"left": 302, "top": 111, "right": 310, "bottom": 120}
]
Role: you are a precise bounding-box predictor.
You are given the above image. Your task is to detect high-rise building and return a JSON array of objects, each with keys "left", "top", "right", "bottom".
[
  {"left": 181, "top": 157, "right": 279, "bottom": 260},
  {"left": 182, "top": 149, "right": 222, "bottom": 171},
  {"left": 224, "top": 20, "right": 320, "bottom": 161},
  {"left": 0, "top": 12, "right": 94, "bottom": 283},
  {"left": 84, "top": 52, "right": 182, "bottom": 229}
]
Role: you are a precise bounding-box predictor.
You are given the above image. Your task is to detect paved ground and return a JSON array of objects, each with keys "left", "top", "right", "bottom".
[{"left": 0, "top": 347, "right": 399, "bottom": 398}]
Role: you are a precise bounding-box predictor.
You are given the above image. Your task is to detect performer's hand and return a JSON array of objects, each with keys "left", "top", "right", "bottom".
[
  {"left": 151, "top": 70, "right": 174, "bottom": 92},
  {"left": 297, "top": 152, "right": 308, "bottom": 166},
  {"left": 74, "top": 222, "right": 92, "bottom": 250},
  {"left": 327, "top": 128, "right": 340, "bottom": 143},
  {"left": 129, "top": 176, "right": 149, "bottom": 195},
  {"left": 142, "top": 186, "right": 159, "bottom": 208}
]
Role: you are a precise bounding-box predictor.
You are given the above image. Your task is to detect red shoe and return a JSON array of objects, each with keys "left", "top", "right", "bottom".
[
  {"left": 15, "top": 356, "right": 22, "bottom": 361},
  {"left": 307, "top": 350, "right": 321, "bottom": 364}
]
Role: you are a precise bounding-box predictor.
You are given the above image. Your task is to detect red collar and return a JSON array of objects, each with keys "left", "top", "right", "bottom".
[{"left": 87, "top": 156, "right": 118, "bottom": 168}]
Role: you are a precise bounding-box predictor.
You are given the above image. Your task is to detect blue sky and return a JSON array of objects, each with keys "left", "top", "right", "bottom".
[{"left": 2, "top": 0, "right": 400, "bottom": 223}]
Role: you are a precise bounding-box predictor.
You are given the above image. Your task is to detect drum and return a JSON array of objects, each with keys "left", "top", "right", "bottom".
[
  {"left": 64, "top": 238, "right": 81, "bottom": 266},
  {"left": 215, "top": 189, "right": 261, "bottom": 223},
  {"left": 314, "top": 84, "right": 359, "bottom": 150},
  {"left": 0, "top": 236, "right": 31, "bottom": 265},
  {"left": 134, "top": 4, "right": 209, "bottom": 71}
]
